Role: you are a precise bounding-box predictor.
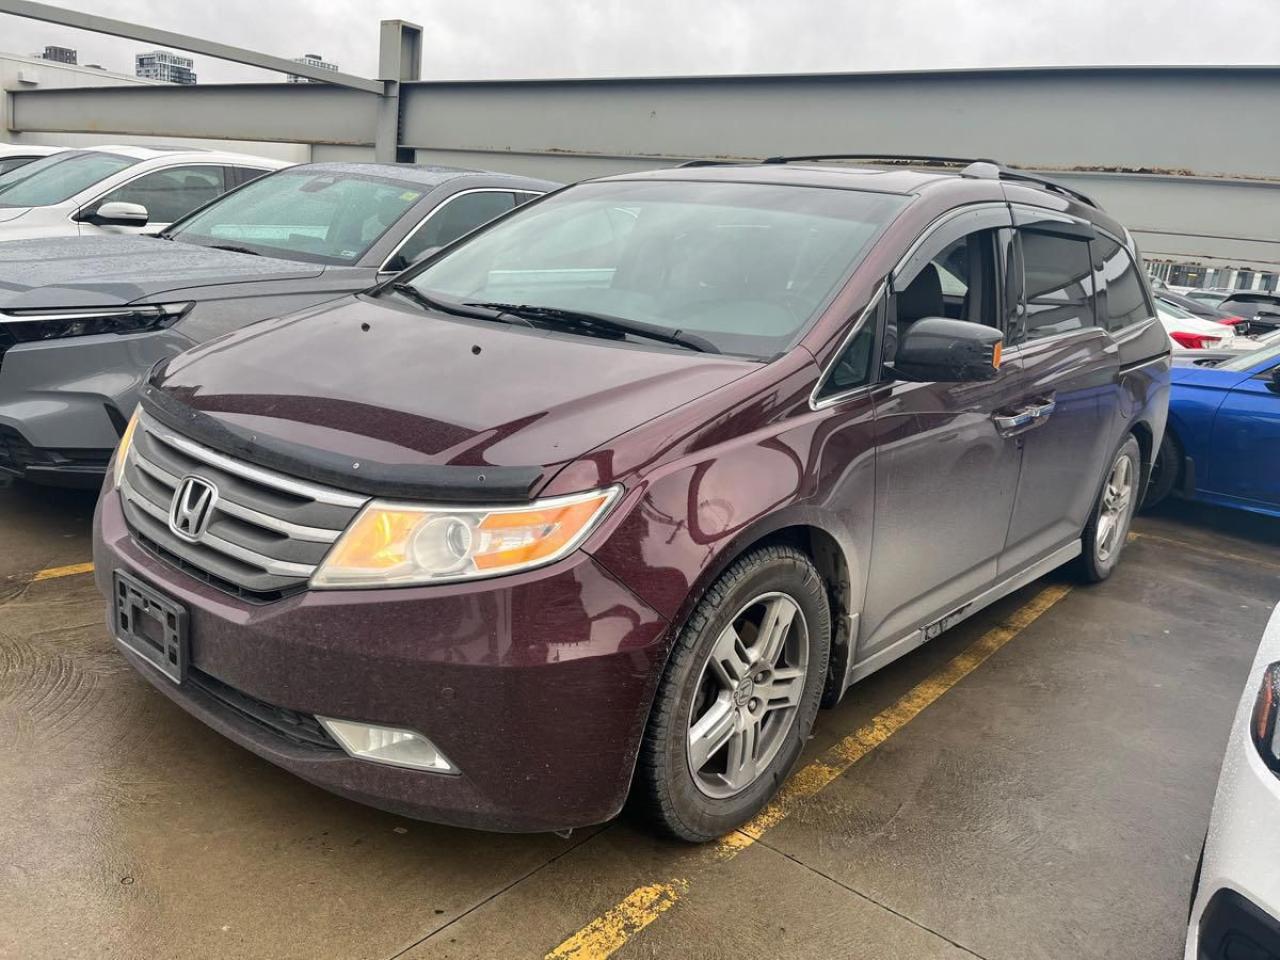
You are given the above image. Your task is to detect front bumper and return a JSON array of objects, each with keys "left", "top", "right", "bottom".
[
  {"left": 0, "top": 327, "right": 190, "bottom": 481},
  {"left": 94, "top": 485, "right": 671, "bottom": 832},
  {"left": 1186, "top": 603, "right": 1280, "bottom": 958}
]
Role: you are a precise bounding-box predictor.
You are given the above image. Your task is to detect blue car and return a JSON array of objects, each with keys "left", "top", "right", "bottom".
[{"left": 1145, "top": 337, "right": 1280, "bottom": 516}]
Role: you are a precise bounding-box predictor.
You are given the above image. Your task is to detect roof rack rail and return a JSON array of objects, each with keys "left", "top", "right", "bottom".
[
  {"left": 761, "top": 153, "right": 996, "bottom": 168},
  {"left": 754, "top": 154, "right": 1101, "bottom": 210},
  {"left": 676, "top": 158, "right": 752, "bottom": 168}
]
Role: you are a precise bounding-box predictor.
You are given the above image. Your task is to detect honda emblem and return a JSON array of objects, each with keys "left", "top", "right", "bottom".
[{"left": 168, "top": 476, "right": 218, "bottom": 542}]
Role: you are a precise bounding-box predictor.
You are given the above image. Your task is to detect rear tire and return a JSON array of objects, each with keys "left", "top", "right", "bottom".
[
  {"left": 1142, "top": 431, "right": 1181, "bottom": 510},
  {"left": 636, "top": 545, "right": 830, "bottom": 842},
  {"left": 1077, "top": 435, "right": 1141, "bottom": 583}
]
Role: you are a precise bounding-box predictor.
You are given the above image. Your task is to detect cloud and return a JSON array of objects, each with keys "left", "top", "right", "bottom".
[{"left": 2, "top": 0, "right": 1278, "bottom": 83}]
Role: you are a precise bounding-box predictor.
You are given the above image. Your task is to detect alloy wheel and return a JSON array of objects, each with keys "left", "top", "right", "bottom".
[
  {"left": 1095, "top": 453, "right": 1135, "bottom": 563},
  {"left": 686, "top": 591, "right": 810, "bottom": 799}
]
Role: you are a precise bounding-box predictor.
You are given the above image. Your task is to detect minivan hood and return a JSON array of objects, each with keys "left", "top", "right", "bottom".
[
  {"left": 153, "top": 295, "right": 754, "bottom": 491},
  {"left": 0, "top": 236, "right": 325, "bottom": 308}
]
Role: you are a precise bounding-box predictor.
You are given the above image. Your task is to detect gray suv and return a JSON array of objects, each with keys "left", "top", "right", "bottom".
[{"left": 0, "top": 162, "right": 556, "bottom": 484}]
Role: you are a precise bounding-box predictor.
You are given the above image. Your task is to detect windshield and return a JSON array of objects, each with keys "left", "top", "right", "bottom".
[
  {"left": 0, "top": 151, "right": 138, "bottom": 207},
  {"left": 1217, "top": 336, "right": 1280, "bottom": 372},
  {"left": 397, "top": 179, "right": 907, "bottom": 359},
  {"left": 168, "top": 169, "right": 427, "bottom": 264}
]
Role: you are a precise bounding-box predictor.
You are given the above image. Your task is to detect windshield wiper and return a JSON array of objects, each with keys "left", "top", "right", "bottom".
[
  {"left": 462, "top": 302, "right": 719, "bottom": 353},
  {"left": 207, "top": 243, "right": 262, "bottom": 257},
  {"left": 385, "top": 283, "right": 529, "bottom": 325}
]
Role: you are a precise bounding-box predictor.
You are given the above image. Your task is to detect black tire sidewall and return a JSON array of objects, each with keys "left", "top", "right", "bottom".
[
  {"left": 645, "top": 547, "right": 830, "bottom": 841},
  {"left": 1142, "top": 431, "right": 1179, "bottom": 509}
]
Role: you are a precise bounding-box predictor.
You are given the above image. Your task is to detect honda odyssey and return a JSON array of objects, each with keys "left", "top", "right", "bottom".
[{"left": 94, "top": 156, "right": 1170, "bottom": 841}]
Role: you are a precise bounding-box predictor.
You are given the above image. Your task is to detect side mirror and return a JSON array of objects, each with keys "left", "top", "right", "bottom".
[
  {"left": 1267, "top": 367, "right": 1280, "bottom": 396},
  {"left": 81, "top": 201, "right": 149, "bottom": 227},
  {"left": 892, "top": 317, "right": 1004, "bottom": 383}
]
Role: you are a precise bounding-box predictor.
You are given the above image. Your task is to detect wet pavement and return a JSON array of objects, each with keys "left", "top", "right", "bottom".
[{"left": 1, "top": 478, "right": 1277, "bottom": 960}]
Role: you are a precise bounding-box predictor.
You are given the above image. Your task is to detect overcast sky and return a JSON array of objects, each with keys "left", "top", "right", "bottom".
[{"left": 3, "top": 0, "right": 1279, "bottom": 83}]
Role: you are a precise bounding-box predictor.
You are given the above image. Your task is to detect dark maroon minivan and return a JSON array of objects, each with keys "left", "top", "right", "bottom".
[{"left": 94, "top": 157, "right": 1169, "bottom": 841}]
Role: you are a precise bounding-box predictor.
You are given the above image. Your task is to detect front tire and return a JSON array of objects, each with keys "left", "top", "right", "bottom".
[
  {"left": 1077, "top": 434, "right": 1141, "bottom": 583},
  {"left": 636, "top": 545, "right": 831, "bottom": 842}
]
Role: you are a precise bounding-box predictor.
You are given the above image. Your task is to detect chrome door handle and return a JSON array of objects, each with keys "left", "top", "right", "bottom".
[
  {"left": 993, "top": 398, "right": 1056, "bottom": 431},
  {"left": 993, "top": 409, "right": 1036, "bottom": 430}
]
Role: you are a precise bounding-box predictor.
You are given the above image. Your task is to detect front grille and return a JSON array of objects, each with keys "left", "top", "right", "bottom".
[
  {"left": 188, "top": 668, "right": 341, "bottom": 752},
  {"left": 119, "top": 413, "right": 368, "bottom": 601}
]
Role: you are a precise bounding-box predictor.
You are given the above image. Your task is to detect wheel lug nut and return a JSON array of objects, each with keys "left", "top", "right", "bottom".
[
  {"left": 749, "top": 698, "right": 759, "bottom": 710},
  {"left": 754, "top": 673, "right": 766, "bottom": 683}
]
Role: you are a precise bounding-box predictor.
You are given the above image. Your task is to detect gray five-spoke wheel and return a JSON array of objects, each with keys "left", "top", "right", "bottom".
[
  {"left": 1095, "top": 452, "right": 1134, "bottom": 563},
  {"left": 686, "top": 591, "right": 809, "bottom": 799}
]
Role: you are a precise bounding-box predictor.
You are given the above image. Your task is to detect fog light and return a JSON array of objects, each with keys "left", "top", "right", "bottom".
[{"left": 317, "top": 717, "right": 457, "bottom": 774}]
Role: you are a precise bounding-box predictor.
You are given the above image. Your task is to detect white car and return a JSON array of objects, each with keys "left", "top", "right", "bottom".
[
  {"left": 1186, "top": 602, "right": 1280, "bottom": 959},
  {"left": 0, "top": 143, "right": 67, "bottom": 176},
  {"left": 0, "top": 145, "right": 290, "bottom": 241},
  {"left": 1158, "top": 299, "right": 1240, "bottom": 351}
]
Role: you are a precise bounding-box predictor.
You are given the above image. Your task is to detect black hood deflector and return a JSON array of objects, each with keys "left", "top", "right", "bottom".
[{"left": 139, "top": 374, "right": 544, "bottom": 504}]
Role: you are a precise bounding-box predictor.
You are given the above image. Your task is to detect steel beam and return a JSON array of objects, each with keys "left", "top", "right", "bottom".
[
  {"left": 0, "top": 0, "right": 383, "bottom": 92},
  {"left": 398, "top": 67, "right": 1280, "bottom": 181},
  {"left": 8, "top": 84, "right": 378, "bottom": 145}
]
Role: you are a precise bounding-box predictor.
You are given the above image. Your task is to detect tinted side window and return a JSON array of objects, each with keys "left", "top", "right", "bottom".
[
  {"left": 97, "top": 165, "right": 225, "bottom": 223},
  {"left": 227, "top": 166, "right": 272, "bottom": 188},
  {"left": 1017, "top": 231, "right": 1095, "bottom": 343},
  {"left": 1093, "top": 236, "right": 1153, "bottom": 331},
  {"left": 390, "top": 191, "right": 516, "bottom": 270}
]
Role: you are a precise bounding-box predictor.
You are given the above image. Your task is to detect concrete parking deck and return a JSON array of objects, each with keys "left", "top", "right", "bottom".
[{"left": 1, "top": 480, "right": 1276, "bottom": 960}]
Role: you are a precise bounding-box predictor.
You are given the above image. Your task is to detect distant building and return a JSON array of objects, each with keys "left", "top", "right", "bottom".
[
  {"left": 135, "top": 50, "right": 196, "bottom": 85},
  {"left": 287, "top": 53, "right": 338, "bottom": 83},
  {"left": 36, "top": 45, "right": 76, "bottom": 65}
]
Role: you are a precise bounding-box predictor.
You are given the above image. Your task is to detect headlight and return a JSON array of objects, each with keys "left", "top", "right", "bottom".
[
  {"left": 1251, "top": 662, "right": 1280, "bottom": 775},
  {"left": 112, "top": 407, "right": 141, "bottom": 489},
  {"left": 311, "top": 486, "right": 622, "bottom": 588},
  {"left": 0, "top": 302, "right": 193, "bottom": 342}
]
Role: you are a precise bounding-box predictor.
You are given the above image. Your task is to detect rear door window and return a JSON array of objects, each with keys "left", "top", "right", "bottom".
[
  {"left": 1015, "top": 231, "right": 1096, "bottom": 343},
  {"left": 1093, "top": 236, "right": 1154, "bottom": 331}
]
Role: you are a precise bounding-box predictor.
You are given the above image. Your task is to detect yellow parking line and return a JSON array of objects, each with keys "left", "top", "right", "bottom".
[
  {"left": 544, "top": 881, "right": 687, "bottom": 960},
  {"left": 544, "top": 583, "right": 1073, "bottom": 959},
  {"left": 31, "top": 561, "right": 95, "bottom": 582}
]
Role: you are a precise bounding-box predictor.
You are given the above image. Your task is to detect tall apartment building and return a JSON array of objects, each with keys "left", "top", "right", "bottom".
[
  {"left": 287, "top": 53, "right": 339, "bottom": 83},
  {"left": 135, "top": 50, "right": 197, "bottom": 85},
  {"left": 36, "top": 45, "right": 76, "bottom": 64}
]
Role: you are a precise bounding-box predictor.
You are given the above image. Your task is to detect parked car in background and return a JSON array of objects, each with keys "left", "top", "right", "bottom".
[
  {"left": 1186, "top": 602, "right": 1280, "bottom": 960},
  {"left": 94, "top": 156, "right": 1169, "bottom": 840},
  {"left": 1158, "top": 298, "right": 1243, "bottom": 351},
  {"left": 1156, "top": 289, "right": 1252, "bottom": 335},
  {"left": 1184, "top": 288, "right": 1233, "bottom": 309},
  {"left": 0, "top": 162, "right": 556, "bottom": 484},
  {"left": 1144, "top": 336, "right": 1280, "bottom": 516},
  {"left": 0, "top": 143, "right": 66, "bottom": 176},
  {"left": 1217, "top": 292, "right": 1280, "bottom": 334},
  {"left": 0, "top": 145, "right": 289, "bottom": 240}
]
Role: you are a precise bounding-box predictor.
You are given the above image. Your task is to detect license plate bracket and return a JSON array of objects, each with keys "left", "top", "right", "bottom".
[{"left": 113, "top": 570, "right": 188, "bottom": 684}]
